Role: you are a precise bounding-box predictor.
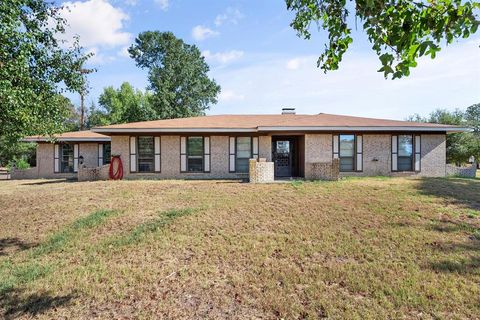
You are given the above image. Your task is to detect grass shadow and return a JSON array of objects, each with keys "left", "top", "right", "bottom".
[
  {"left": 430, "top": 240, "right": 480, "bottom": 253},
  {"left": 417, "top": 177, "right": 480, "bottom": 210},
  {"left": 21, "top": 179, "right": 77, "bottom": 186},
  {"left": 0, "top": 238, "right": 35, "bottom": 256},
  {"left": 429, "top": 257, "right": 480, "bottom": 275},
  {"left": 427, "top": 220, "right": 478, "bottom": 234},
  {"left": 1, "top": 287, "right": 75, "bottom": 319}
]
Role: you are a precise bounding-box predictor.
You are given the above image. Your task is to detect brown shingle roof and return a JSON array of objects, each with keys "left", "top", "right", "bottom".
[
  {"left": 92, "top": 113, "right": 467, "bottom": 133},
  {"left": 23, "top": 130, "right": 110, "bottom": 142}
]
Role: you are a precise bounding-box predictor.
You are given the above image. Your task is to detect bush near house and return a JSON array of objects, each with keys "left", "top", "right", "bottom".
[
  {"left": 0, "top": 177, "right": 479, "bottom": 319},
  {"left": 6, "top": 158, "right": 31, "bottom": 172}
]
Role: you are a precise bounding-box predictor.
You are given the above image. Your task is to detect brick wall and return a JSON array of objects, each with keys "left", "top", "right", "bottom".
[
  {"left": 21, "top": 133, "right": 448, "bottom": 180},
  {"left": 78, "top": 164, "right": 110, "bottom": 181},
  {"left": 249, "top": 159, "right": 274, "bottom": 183},
  {"left": 304, "top": 133, "right": 447, "bottom": 178},
  {"left": 34, "top": 143, "right": 76, "bottom": 179},
  {"left": 79, "top": 143, "right": 99, "bottom": 168},
  {"left": 305, "top": 158, "right": 340, "bottom": 180},
  {"left": 259, "top": 136, "right": 272, "bottom": 161},
  {"left": 113, "top": 135, "right": 271, "bottom": 180},
  {"left": 446, "top": 162, "right": 477, "bottom": 178},
  {"left": 13, "top": 142, "right": 103, "bottom": 180},
  {"left": 304, "top": 134, "right": 332, "bottom": 179},
  {"left": 418, "top": 134, "right": 446, "bottom": 177}
]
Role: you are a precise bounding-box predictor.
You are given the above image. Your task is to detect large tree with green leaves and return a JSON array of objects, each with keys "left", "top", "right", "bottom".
[
  {"left": 408, "top": 104, "right": 480, "bottom": 164},
  {"left": 128, "top": 31, "right": 221, "bottom": 119},
  {"left": 286, "top": 0, "right": 480, "bottom": 79},
  {"left": 0, "top": 0, "right": 90, "bottom": 145},
  {"left": 87, "top": 82, "right": 155, "bottom": 128}
]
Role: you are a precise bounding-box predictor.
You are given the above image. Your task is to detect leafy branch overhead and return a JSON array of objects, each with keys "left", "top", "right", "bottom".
[
  {"left": 0, "top": 0, "right": 92, "bottom": 144},
  {"left": 286, "top": 0, "right": 480, "bottom": 78}
]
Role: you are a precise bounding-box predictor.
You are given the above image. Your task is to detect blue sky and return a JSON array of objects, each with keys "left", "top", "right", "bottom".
[{"left": 58, "top": 0, "right": 480, "bottom": 120}]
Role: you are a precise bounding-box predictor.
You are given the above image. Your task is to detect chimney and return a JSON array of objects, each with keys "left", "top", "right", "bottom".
[{"left": 281, "top": 107, "right": 296, "bottom": 115}]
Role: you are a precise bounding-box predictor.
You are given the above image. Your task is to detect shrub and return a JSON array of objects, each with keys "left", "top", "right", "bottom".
[{"left": 6, "top": 157, "right": 31, "bottom": 171}]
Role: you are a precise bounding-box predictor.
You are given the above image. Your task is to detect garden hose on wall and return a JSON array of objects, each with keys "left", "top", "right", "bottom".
[{"left": 109, "top": 155, "right": 123, "bottom": 180}]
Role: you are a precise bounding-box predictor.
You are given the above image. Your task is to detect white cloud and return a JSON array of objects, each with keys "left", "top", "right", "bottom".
[
  {"left": 117, "top": 46, "right": 130, "bottom": 58},
  {"left": 203, "top": 50, "right": 244, "bottom": 65},
  {"left": 215, "top": 7, "right": 243, "bottom": 26},
  {"left": 219, "top": 89, "right": 245, "bottom": 102},
  {"left": 208, "top": 39, "right": 480, "bottom": 119},
  {"left": 154, "top": 0, "right": 169, "bottom": 11},
  {"left": 286, "top": 58, "right": 302, "bottom": 70},
  {"left": 192, "top": 25, "right": 219, "bottom": 41},
  {"left": 59, "top": 0, "right": 131, "bottom": 48},
  {"left": 85, "top": 47, "right": 116, "bottom": 65}
]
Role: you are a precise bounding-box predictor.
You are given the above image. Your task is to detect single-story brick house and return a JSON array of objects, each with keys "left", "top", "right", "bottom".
[
  {"left": 21, "top": 111, "right": 468, "bottom": 180},
  {"left": 21, "top": 131, "right": 111, "bottom": 179}
]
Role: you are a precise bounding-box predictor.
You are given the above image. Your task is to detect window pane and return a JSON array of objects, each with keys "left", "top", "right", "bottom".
[
  {"left": 339, "top": 135, "right": 354, "bottom": 157},
  {"left": 236, "top": 137, "right": 251, "bottom": 158},
  {"left": 187, "top": 137, "right": 203, "bottom": 156},
  {"left": 187, "top": 157, "right": 203, "bottom": 172},
  {"left": 138, "top": 160, "right": 154, "bottom": 172},
  {"left": 236, "top": 158, "right": 249, "bottom": 173},
  {"left": 61, "top": 144, "right": 74, "bottom": 173},
  {"left": 340, "top": 157, "right": 354, "bottom": 171},
  {"left": 138, "top": 137, "right": 154, "bottom": 157},
  {"left": 398, "top": 156, "right": 413, "bottom": 171},
  {"left": 138, "top": 136, "right": 154, "bottom": 172},
  {"left": 103, "top": 143, "right": 111, "bottom": 164},
  {"left": 398, "top": 135, "right": 413, "bottom": 156},
  {"left": 276, "top": 141, "right": 290, "bottom": 154},
  {"left": 186, "top": 137, "right": 204, "bottom": 172}
]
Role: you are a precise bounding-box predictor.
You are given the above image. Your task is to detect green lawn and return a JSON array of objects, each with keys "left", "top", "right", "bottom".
[{"left": 0, "top": 177, "right": 479, "bottom": 319}]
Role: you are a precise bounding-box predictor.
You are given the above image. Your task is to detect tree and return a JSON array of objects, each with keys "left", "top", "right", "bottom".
[
  {"left": 465, "top": 103, "right": 480, "bottom": 165},
  {"left": 0, "top": 137, "right": 36, "bottom": 167},
  {"left": 465, "top": 103, "right": 480, "bottom": 133},
  {"left": 0, "top": 95, "right": 77, "bottom": 167},
  {"left": 128, "top": 31, "right": 221, "bottom": 119},
  {"left": 407, "top": 106, "right": 480, "bottom": 164},
  {"left": 0, "top": 0, "right": 90, "bottom": 145},
  {"left": 88, "top": 82, "right": 156, "bottom": 128},
  {"left": 286, "top": 0, "right": 480, "bottom": 79}
]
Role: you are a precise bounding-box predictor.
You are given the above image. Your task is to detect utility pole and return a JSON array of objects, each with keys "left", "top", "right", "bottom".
[{"left": 79, "top": 67, "right": 94, "bottom": 130}]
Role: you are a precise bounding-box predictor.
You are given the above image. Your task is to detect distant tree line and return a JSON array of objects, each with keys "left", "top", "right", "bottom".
[{"left": 407, "top": 103, "right": 480, "bottom": 165}]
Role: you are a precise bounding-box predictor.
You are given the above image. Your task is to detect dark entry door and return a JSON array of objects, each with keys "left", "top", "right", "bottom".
[{"left": 273, "top": 139, "right": 292, "bottom": 177}]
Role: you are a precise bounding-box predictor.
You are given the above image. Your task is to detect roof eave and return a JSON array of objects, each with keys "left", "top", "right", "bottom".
[
  {"left": 92, "top": 127, "right": 257, "bottom": 133},
  {"left": 22, "top": 137, "right": 111, "bottom": 142},
  {"left": 257, "top": 126, "right": 471, "bottom": 133},
  {"left": 92, "top": 126, "right": 471, "bottom": 134}
]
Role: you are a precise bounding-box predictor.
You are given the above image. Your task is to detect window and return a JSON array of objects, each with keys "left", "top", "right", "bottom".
[
  {"left": 138, "top": 136, "right": 154, "bottom": 172},
  {"left": 398, "top": 135, "right": 413, "bottom": 171},
  {"left": 187, "top": 137, "right": 204, "bottom": 172},
  {"left": 236, "top": 137, "right": 252, "bottom": 173},
  {"left": 61, "top": 144, "right": 74, "bottom": 173},
  {"left": 103, "top": 143, "right": 111, "bottom": 165},
  {"left": 339, "top": 134, "right": 355, "bottom": 171}
]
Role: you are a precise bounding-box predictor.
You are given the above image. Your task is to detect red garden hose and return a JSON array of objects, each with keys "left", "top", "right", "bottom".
[{"left": 109, "top": 155, "right": 124, "bottom": 180}]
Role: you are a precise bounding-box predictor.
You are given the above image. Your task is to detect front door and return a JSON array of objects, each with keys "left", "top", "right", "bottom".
[{"left": 273, "top": 139, "right": 292, "bottom": 177}]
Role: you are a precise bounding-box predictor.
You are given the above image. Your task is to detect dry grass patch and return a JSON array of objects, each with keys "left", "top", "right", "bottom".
[{"left": 0, "top": 177, "right": 479, "bottom": 319}]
